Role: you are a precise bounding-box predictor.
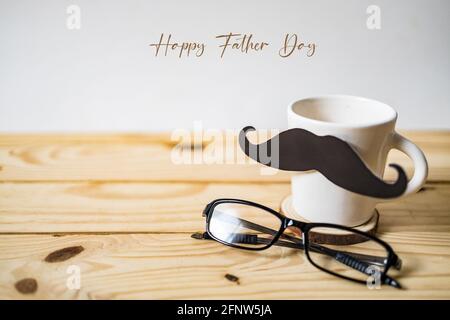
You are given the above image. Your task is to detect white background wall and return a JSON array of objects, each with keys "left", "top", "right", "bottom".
[{"left": 0, "top": 0, "right": 449, "bottom": 132}]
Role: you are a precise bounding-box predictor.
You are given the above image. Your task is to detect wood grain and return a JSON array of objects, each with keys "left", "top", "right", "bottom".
[
  {"left": 0, "top": 233, "right": 449, "bottom": 299},
  {"left": 0, "top": 131, "right": 449, "bottom": 182},
  {"left": 0, "top": 132, "right": 449, "bottom": 299},
  {"left": 0, "top": 182, "right": 448, "bottom": 233}
]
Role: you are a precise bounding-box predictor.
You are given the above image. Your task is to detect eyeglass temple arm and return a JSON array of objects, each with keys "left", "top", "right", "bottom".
[
  {"left": 200, "top": 231, "right": 303, "bottom": 249},
  {"left": 333, "top": 251, "right": 402, "bottom": 289}
]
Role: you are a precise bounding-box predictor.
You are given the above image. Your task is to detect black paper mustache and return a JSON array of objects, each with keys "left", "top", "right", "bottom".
[{"left": 239, "top": 126, "right": 407, "bottom": 199}]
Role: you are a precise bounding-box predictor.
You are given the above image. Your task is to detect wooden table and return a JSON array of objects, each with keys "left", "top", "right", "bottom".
[{"left": 0, "top": 131, "right": 449, "bottom": 299}]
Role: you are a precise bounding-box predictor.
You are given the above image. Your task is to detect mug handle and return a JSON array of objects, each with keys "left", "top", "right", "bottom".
[{"left": 390, "top": 133, "right": 429, "bottom": 196}]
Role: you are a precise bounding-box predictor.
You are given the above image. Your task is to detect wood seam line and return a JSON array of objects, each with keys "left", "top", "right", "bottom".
[
  {"left": 0, "top": 180, "right": 292, "bottom": 184},
  {"left": 0, "top": 231, "right": 202, "bottom": 236},
  {"left": 0, "top": 180, "right": 449, "bottom": 184}
]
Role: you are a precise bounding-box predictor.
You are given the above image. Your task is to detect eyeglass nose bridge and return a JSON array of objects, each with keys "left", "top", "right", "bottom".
[
  {"left": 282, "top": 218, "right": 307, "bottom": 234},
  {"left": 279, "top": 219, "right": 306, "bottom": 245}
]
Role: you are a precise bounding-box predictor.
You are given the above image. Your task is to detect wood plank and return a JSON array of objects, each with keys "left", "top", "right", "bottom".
[
  {"left": 0, "top": 182, "right": 449, "bottom": 233},
  {"left": 0, "top": 131, "right": 448, "bottom": 182},
  {"left": 0, "top": 131, "right": 448, "bottom": 300},
  {"left": 0, "top": 233, "right": 449, "bottom": 299}
]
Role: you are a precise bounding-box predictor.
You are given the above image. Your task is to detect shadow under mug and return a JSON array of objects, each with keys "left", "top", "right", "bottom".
[{"left": 287, "top": 95, "right": 428, "bottom": 227}]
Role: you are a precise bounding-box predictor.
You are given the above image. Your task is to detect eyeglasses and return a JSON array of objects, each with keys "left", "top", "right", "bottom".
[{"left": 199, "top": 198, "right": 403, "bottom": 289}]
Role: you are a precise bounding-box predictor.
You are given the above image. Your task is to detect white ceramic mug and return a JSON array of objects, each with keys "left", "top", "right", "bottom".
[{"left": 287, "top": 95, "right": 428, "bottom": 226}]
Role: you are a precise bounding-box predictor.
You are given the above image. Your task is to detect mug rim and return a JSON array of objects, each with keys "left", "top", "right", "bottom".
[{"left": 287, "top": 95, "right": 398, "bottom": 129}]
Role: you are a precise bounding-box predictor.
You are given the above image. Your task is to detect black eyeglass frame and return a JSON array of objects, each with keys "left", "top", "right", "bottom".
[{"left": 203, "top": 198, "right": 402, "bottom": 288}]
